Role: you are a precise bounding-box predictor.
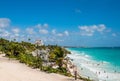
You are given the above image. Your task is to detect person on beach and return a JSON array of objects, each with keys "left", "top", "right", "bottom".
[
  {"left": 73, "top": 65, "right": 77, "bottom": 80},
  {"left": 104, "top": 70, "right": 106, "bottom": 73},
  {"left": 114, "top": 70, "right": 116, "bottom": 73},
  {"left": 98, "top": 71, "right": 100, "bottom": 74}
]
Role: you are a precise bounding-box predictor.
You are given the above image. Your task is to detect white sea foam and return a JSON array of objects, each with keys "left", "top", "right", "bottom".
[{"left": 67, "top": 49, "right": 120, "bottom": 81}]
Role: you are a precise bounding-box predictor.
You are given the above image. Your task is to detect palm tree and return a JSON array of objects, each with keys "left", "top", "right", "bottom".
[
  {"left": 13, "top": 38, "right": 16, "bottom": 41},
  {"left": 28, "top": 38, "right": 31, "bottom": 42}
]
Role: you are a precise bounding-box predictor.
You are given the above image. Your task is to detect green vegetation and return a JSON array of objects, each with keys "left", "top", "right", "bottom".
[
  {"left": 0, "top": 38, "right": 70, "bottom": 74},
  {"left": 0, "top": 38, "right": 91, "bottom": 81}
]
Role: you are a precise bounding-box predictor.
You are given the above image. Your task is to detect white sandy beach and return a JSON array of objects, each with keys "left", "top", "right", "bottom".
[
  {"left": 0, "top": 54, "right": 82, "bottom": 81},
  {"left": 67, "top": 50, "right": 120, "bottom": 81}
]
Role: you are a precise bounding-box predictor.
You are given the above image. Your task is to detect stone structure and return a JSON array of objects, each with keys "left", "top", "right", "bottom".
[
  {"left": 35, "top": 40, "right": 44, "bottom": 46},
  {"left": 32, "top": 49, "right": 50, "bottom": 62}
]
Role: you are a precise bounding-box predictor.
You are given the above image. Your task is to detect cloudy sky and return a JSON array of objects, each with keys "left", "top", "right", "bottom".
[{"left": 0, "top": 0, "right": 120, "bottom": 47}]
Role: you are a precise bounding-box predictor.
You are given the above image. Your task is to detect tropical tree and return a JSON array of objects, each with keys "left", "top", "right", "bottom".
[{"left": 28, "top": 38, "right": 31, "bottom": 41}]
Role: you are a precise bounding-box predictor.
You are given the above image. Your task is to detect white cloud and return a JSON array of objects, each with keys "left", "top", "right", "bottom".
[
  {"left": 14, "top": 33, "right": 19, "bottom": 37},
  {"left": 35, "top": 23, "right": 49, "bottom": 34},
  {"left": 35, "top": 24, "right": 42, "bottom": 28},
  {"left": 39, "top": 29, "right": 48, "bottom": 34},
  {"left": 26, "top": 28, "right": 35, "bottom": 34},
  {"left": 35, "top": 23, "right": 48, "bottom": 29},
  {"left": 97, "top": 24, "right": 106, "bottom": 32},
  {"left": 3, "top": 31, "right": 10, "bottom": 37},
  {"left": 0, "top": 30, "right": 10, "bottom": 37},
  {"left": 80, "top": 30, "right": 93, "bottom": 36},
  {"left": 106, "top": 29, "right": 111, "bottom": 32},
  {"left": 0, "top": 29, "right": 3, "bottom": 33},
  {"left": 112, "top": 33, "right": 117, "bottom": 37},
  {"left": 52, "top": 29, "right": 56, "bottom": 34},
  {"left": 0, "top": 18, "right": 11, "bottom": 28},
  {"left": 57, "top": 33, "right": 63, "bottom": 37},
  {"left": 79, "top": 24, "right": 106, "bottom": 36},
  {"left": 43, "top": 23, "right": 48, "bottom": 28},
  {"left": 12, "top": 28, "right": 20, "bottom": 33},
  {"left": 64, "top": 30, "right": 69, "bottom": 36},
  {"left": 52, "top": 30, "right": 69, "bottom": 37}
]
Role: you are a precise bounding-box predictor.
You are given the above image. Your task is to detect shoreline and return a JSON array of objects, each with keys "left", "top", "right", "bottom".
[
  {"left": 66, "top": 54, "right": 98, "bottom": 81},
  {"left": 66, "top": 48, "right": 120, "bottom": 81}
]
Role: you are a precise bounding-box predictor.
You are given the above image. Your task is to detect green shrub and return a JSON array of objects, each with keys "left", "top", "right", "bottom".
[{"left": 18, "top": 53, "right": 42, "bottom": 69}]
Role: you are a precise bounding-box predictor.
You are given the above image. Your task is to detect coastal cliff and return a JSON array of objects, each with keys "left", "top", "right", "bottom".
[{"left": 0, "top": 38, "right": 91, "bottom": 81}]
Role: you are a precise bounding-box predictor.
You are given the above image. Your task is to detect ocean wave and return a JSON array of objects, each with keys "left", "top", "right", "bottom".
[{"left": 67, "top": 49, "right": 120, "bottom": 81}]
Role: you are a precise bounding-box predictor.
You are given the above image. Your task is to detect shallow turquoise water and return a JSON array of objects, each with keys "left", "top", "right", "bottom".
[
  {"left": 68, "top": 47, "right": 120, "bottom": 67},
  {"left": 67, "top": 47, "right": 120, "bottom": 81}
]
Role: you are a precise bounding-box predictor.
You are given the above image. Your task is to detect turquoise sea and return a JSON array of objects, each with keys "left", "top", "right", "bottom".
[{"left": 67, "top": 47, "right": 120, "bottom": 81}]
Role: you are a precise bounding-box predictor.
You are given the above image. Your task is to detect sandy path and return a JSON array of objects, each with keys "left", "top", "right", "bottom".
[{"left": 0, "top": 54, "right": 81, "bottom": 81}]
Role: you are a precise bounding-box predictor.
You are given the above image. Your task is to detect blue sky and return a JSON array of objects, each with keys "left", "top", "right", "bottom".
[{"left": 0, "top": 0, "right": 120, "bottom": 47}]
